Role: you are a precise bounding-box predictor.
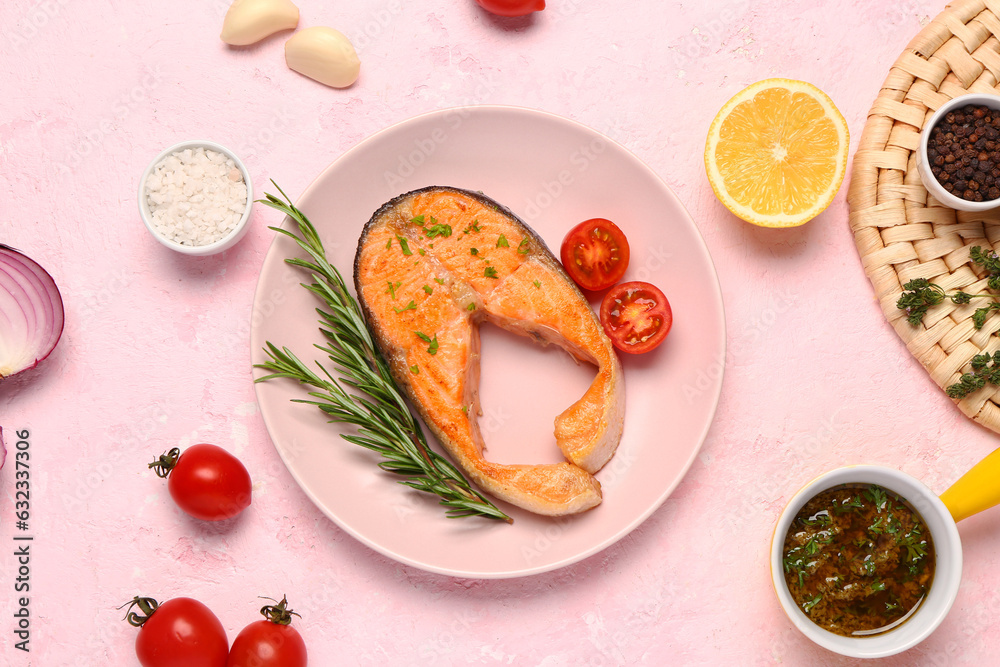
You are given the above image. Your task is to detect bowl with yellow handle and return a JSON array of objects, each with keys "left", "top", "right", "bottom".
[{"left": 769, "top": 449, "right": 1000, "bottom": 658}]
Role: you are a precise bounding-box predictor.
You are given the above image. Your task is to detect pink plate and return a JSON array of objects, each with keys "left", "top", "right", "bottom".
[{"left": 250, "top": 106, "right": 726, "bottom": 578}]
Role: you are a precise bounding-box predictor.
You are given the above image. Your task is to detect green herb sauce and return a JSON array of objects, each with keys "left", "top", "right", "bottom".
[{"left": 781, "top": 484, "right": 935, "bottom": 637}]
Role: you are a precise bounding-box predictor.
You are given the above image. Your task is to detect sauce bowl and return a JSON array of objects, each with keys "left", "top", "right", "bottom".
[{"left": 769, "top": 449, "right": 1000, "bottom": 658}]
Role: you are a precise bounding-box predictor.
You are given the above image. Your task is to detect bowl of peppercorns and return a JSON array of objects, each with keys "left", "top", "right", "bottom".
[{"left": 918, "top": 93, "right": 1000, "bottom": 212}]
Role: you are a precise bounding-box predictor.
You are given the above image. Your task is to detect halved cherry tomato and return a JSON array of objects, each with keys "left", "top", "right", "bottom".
[
  {"left": 600, "top": 281, "right": 672, "bottom": 354},
  {"left": 149, "top": 444, "right": 252, "bottom": 521},
  {"left": 123, "top": 596, "right": 229, "bottom": 667},
  {"left": 227, "top": 596, "right": 307, "bottom": 667},
  {"left": 560, "top": 218, "right": 630, "bottom": 292},
  {"left": 475, "top": 0, "right": 545, "bottom": 17}
]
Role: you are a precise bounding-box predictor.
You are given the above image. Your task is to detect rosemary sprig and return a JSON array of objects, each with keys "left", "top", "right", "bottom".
[{"left": 253, "top": 182, "right": 511, "bottom": 523}]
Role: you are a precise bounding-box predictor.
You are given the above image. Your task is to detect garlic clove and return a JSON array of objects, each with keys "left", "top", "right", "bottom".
[
  {"left": 221, "top": 0, "right": 300, "bottom": 46},
  {"left": 284, "top": 27, "right": 361, "bottom": 89}
]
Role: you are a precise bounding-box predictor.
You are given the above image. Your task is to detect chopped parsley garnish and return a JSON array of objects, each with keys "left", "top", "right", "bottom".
[
  {"left": 396, "top": 235, "right": 413, "bottom": 256},
  {"left": 803, "top": 534, "right": 832, "bottom": 555},
  {"left": 467, "top": 303, "right": 476, "bottom": 311},
  {"left": 422, "top": 284, "right": 433, "bottom": 294},
  {"left": 410, "top": 365, "right": 419, "bottom": 374},
  {"left": 833, "top": 494, "right": 864, "bottom": 514},
  {"left": 434, "top": 278, "right": 445, "bottom": 284},
  {"left": 533, "top": 279, "right": 541, "bottom": 288},
  {"left": 900, "top": 534, "right": 929, "bottom": 562},
  {"left": 803, "top": 595, "right": 823, "bottom": 614},
  {"left": 517, "top": 238, "right": 529, "bottom": 254},
  {"left": 783, "top": 549, "right": 809, "bottom": 588},
  {"left": 394, "top": 300, "right": 416, "bottom": 314},
  {"left": 463, "top": 219, "right": 481, "bottom": 234},
  {"left": 470, "top": 248, "right": 479, "bottom": 256},
  {"left": 864, "top": 486, "right": 888, "bottom": 511},
  {"left": 410, "top": 214, "right": 425, "bottom": 225},
  {"left": 802, "top": 512, "right": 832, "bottom": 526},
  {"left": 424, "top": 218, "right": 452, "bottom": 239},
  {"left": 415, "top": 331, "right": 439, "bottom": 355},
  {"left": 418, "top": 248, "right": 426, "bottom": 256},
  {"left": 484, "top": 267, "right": 499, "bottom": 279},
  {"left": 496, "top": 234, "right": 509, "bottom": 248},
  {"left": 385, "top": 238, "right": 392, "bottom": 250},
  {"left": 385, "top": 281, "right": 401, "bottom": 300}
]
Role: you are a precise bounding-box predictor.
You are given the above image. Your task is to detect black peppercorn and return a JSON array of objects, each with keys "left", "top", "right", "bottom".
[{"left": 928, "top": 103, "right": 1000, "bottom": 202}]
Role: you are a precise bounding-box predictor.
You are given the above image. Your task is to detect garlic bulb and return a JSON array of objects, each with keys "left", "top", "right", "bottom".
[
  {"left": 284, "top": 27, "right": 360, "bottom": 89},
  {"left": 221, "top": 0, "right": 299, "bottom": 46}
]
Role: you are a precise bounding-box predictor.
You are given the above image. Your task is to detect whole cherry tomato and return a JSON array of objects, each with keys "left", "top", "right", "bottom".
[
  {"left": 122, "top": 596, "right": 228, "bottom": 667},
  {"left": 149, "top": 444, "right": 252, "bottom": 521},
  {"left": 475, "top": 0, "right": 545, "bottom": 17},
  {"left": 227, "top": 596, "right": 308, "bottom": 667},
  {"left": 560, "top": 218, "right": 631, "bottom": 292},
  {"left": 600, "top": 281, "right": 672, "bottom": 354}
]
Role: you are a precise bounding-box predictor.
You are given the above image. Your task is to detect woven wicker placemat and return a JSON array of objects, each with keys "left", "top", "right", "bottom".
[{"left": 848, "top": 0, "right": 1000, "bottom": 433}]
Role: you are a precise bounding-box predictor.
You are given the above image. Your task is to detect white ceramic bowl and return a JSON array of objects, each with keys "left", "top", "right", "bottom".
[
  {"left": 917, "top": 93, "right": 1000, "bottom": 212},
  {"left": 137, "top": 140, "right": 253, "bottom": 256},
  {"left": 770, "top": 465, "right": 963, "bottom": 659}
]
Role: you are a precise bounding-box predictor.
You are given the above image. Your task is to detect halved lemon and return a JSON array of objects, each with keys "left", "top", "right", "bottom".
[{"left": 705, "top": 78, "right": 849, "bottom": 228}]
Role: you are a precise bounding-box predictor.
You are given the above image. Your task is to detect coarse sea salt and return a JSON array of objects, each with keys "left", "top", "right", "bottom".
[{"left": 144, "top": 147, "right": 248, "bottom": 247}]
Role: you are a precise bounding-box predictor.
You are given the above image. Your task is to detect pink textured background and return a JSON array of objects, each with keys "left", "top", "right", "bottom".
[{"left": 3, "top": 0, "right": 999, "bottom": 664}]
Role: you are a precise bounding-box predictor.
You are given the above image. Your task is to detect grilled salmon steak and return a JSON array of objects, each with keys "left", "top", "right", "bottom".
[{"left": 354, "top": 187, "right": 625, "bottom": 515}]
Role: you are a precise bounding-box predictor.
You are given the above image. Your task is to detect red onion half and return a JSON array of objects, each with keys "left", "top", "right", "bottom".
[{"left": 0, "top": 245, "right": 65, "bottom": 380}]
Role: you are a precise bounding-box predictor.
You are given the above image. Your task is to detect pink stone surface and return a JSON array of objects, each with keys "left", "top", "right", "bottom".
[{"left": 2, "top": 0, "right": 999, "bottom": 664}]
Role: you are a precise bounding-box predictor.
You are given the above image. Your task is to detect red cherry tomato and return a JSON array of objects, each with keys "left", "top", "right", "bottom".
[
  {"left": 600, "top": 281, "right": 672, "bottom": 354},
  {"left": 227, "top": 596, "right": 307, "bottom": 667},
  {"left": 150, "top": 444, "right": 252, "bottom": 521},
  {"left": 475, "top": 0, "right": 545, "bottom": 17},
  {"left": 560, "top": 218, "right": 631, "bottom": 292},
  {"left": 124, "top": 597, "right": 229, "bottom": 667}
]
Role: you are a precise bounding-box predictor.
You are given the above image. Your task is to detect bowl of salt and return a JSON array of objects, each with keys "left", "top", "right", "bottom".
[{"left": 138, "top": 140, "right": 253, "bottom": 256}]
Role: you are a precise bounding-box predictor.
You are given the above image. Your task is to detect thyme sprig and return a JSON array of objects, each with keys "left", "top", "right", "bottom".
[
  {"left": 896, "top": 246, "right": 1000, "bottom": 398},
  {"left": 970, "top": 245, "right": 1000, "bottom": 289},
  {"left": 897, "top": 246, "right": 1000, "bottom": 327},
  {"left": 253, "top": 183, "right": 511, "bottom": 523},
  {"left": 946, "top": 351, "right": 1000, "bottom": 399},
  {"left": 896, "top": 278, "right": 995, "bottom": 327}
]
